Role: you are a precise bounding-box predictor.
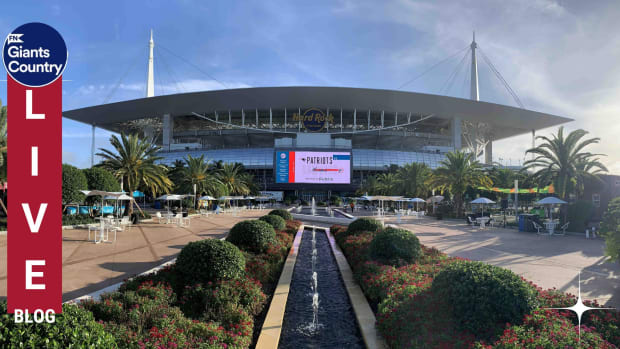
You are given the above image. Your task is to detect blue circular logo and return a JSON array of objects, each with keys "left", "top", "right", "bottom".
[
  {"left": 2, "top": 22, "right": 67, "bottom": 87},
  {"left": 302, "top": 108, "right": 327, "bottom": 132}
]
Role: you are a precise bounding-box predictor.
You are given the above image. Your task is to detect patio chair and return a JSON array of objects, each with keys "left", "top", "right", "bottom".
[
  {"left": 532, "top": 221, "right": 545, "bottom": 234},
  {"left": 200, "top": 209, "right": 210, "bottom": 217},
  {"left": 88, "top": 220, "right": 108, "bottom": 243},
  {"left": 175, "top": 213, "right": 190, "bottom": 227},
  {"left": 467, "top": 216, "right": 476, "bottom": 226},
  {"left": 557, "top": 222, "right": 569, "bottom": 235},
  {"left": 155, "top": 211, "right": 166, "bottom": 224}
]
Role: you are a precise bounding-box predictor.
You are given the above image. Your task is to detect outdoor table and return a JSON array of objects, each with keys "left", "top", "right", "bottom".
[
  {"left": 164, "top": 213, "right": 175, "bottom": 224},
  {"left": 476, "top": 217, "right": 490, "bottom": 228},
  {"left": 544, "top": 221, "right": 559, "bottom": 235},
  {"left": 93, "top": 217, "right": 111, "bottom": 243}
]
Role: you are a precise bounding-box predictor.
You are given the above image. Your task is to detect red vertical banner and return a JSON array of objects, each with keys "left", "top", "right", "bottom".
[
  {"left": 7, "top": 77, "right": 63, "bottom": 313},
  {"left": 289, "top": 151, "right": 295, "bottom": 183},
  {"left": 3, "top": 22, "right": 67, "bottom": 316}
]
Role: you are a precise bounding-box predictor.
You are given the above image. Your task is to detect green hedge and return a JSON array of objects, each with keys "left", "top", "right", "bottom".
[
  {"left": 347, "top": 217, "right": 383, "bottom": 236},
  {"left": 0, "top": 301, "right": 117, "bottom": 348},
  {"left": 268, "top": 209, "right": 293, "bottom": 221},
  {"left": 226, "top": 220, "right": 276, "bottom": 253},
  {"left": 259, "top": 214, "right": 286, "bottom": 231},
  {"left": 431, "top": 261, "right": 539, "bottom": 339},
  {"left": 62, "top": 214, "right": 96, "bottom": 226},
  {"left": 176, "top": 239, "right": 245, "bottom": 285},
  {"left": 83, "top": 167, "right": 121, "bottom": 192},
  {"left": 369, "top": 227, "right": 422, "bottom": 266}
]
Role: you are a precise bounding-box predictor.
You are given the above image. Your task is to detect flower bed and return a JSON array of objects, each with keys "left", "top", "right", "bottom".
[
  {"left": 330, "top": 223, "right": 620, "bottom": 348},
  {"left": 0, "top": 218, "right": 300, "bottom": 348}
]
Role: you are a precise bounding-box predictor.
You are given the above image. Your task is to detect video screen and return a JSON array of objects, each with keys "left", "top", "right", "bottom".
[{"left": 275, "top": 151, "right": 351, "bottom": 184}]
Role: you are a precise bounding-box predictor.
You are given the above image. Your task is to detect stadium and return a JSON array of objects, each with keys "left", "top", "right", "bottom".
[{"left": 63, "top": 35, "right": 571, "bottom": 202}]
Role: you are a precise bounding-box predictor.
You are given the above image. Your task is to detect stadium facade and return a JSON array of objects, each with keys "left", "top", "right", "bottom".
[{"left": 63, "top": 34, "right": 571, "bottom": 201}]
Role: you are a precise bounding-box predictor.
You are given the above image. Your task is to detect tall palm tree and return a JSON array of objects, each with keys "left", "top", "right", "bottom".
[
  {"left": 216, "top": 163, "right": 251, "bottom": 196},
  {"left": 397, "top": 163, "right": 432, "bottom": 197},
  {"left": 376, "top": 172, "right": 400, "bottom": 195},
  {"left": 524, "top": 127, "right": 607, "bottom": 200},
  {"left": 431, "top": 150, "right": 492, "bottom": 216},
  {"left": 179, "top": 155, "right": 225, "bottom": 199},
  {"left": 96, "top": 133, "right": 172, "bottom": 214},
  {"left": 358, "top": 174, "right": 380, "bottom": 196}
]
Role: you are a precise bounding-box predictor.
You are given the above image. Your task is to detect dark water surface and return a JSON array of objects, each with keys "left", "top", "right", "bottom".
[{"left": 279, "top": 228, "right": 364, "bottom": 349}]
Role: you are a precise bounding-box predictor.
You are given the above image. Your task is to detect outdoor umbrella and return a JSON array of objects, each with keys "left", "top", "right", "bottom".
[
  {"left": 410, "top": 198, "right": 426, "bottom": 212},
  {"left": 535, "top": 197, "right": 567, "bottom": 220},
  {"left": 471, "top": 197, "right": 495, "bottom": 217}
]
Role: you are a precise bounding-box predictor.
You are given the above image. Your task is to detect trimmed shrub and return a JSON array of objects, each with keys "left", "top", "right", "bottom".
[
  {"left": 176, "top": 239, "right": 245, "bottom": 285},
  {"left": 347, "top": 217, "right": 383, "bottom": 236},
  {"left": 285, "top": 219, "right": 302, "bottom": 235},
  {"left": 369, "top": 227, "right": 422, "bottom": 266},
  {"left": 179, "top": 278, "right": 266, "bottom": 320},
  {"left": 227, "top": 219, "right": 276, "bottom": 253},
  {"left": 268, "top": 208, "right": 293, "bottom": 221},
  {"left": 0, "top": 301, "right": 117, "bottom": 347},
  {"left": 62, "top": 164, "right": 87, "bottom": 204},
  {"left": 431, "top": 261, "right": 539, "bottom": 339},
  {"left": 475, "top": 310, "right": 615, "bottom": 348},
  {"left": 244, "top": 231, "right": 293, "bottom": 285},
  {"left": 259, "top": 214, "right": 286, "bottom": 231}
]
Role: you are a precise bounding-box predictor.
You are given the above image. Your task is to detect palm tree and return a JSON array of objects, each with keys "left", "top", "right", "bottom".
[
  {"left": 179, "top": 155, "right": 224, "bottom": 200},
  {"left": 376, "top": 172, "right": 400, "bottom": 195},
  {"left": 397, "top": 163, "right": 432, "bottom": 197},
  {"left": 524, "top": 127, "right": 607, "bottom": 201},
  {"left": 216, "top": 163, "right": 252, "bottom": 196},
  {"left": 96, "top": 133, "right": 172, "bottom": 214},
  {"left": 431, "top": 150, "right": 492, "bottom": 216},
  {"left": 359, "top": 174, "right": 380, "bottom": 196}
]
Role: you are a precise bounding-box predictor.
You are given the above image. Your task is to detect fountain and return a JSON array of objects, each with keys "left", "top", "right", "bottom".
[
  {"left": 311, "top": 197, "right": 316, "bottom": 216},
  {"left": 279, "top": 227, "right": 364, "bottom": 348}
]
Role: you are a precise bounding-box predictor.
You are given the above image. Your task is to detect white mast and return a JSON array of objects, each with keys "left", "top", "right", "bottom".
[
  {"left": 146, "top": 29, "right": 155, "bottom": 97},
  {"left": 470, "top": 31, "right": 479, "bottom": 101}
]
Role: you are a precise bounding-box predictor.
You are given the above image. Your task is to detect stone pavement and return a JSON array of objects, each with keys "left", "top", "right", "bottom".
[
  {"left": 0, "top": 210, "right": 264, "bottom": 302},
  {"left": 384, "top": 216, "right": 620, "bottom": 308}
]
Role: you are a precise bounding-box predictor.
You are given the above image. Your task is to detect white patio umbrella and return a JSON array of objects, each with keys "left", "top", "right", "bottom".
[
  {"left": 410, "top": 198, "right": 426, "bottom": 212},
  {"left": 471, "top": 197, "right": 495, "bottom": 216},
  {"left": 535, "top": 197, "right": 567, "bottom": 220},
  {"left": 199, "top": 195, "right": 216, "bottom": 201},
  {"left": 156, "top": 194, "right": 184, "bottom": 214}
]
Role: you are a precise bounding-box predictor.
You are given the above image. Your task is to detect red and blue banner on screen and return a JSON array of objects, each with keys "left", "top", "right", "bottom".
[{"left": 275, "top": 151, "right": 351, "bottom": 184}]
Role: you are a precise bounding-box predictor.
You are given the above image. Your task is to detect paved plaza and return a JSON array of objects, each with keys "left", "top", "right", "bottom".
[
  {"left": 0, "top": 210, "right": 264, "bottom": 302},
  {"left": 384, "top": 216, "right": 620, "bottom": 308}
]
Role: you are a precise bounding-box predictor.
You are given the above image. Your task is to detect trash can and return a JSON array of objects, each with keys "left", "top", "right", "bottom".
[
  {"left": 131, "top": 213, "right": 140, "bottom": 225},
  {"left": 520, "top": 214, "right": 537, "bottom": 232},
  {"left": 518, "top": 214, "right": 526, "bottom": 231}
]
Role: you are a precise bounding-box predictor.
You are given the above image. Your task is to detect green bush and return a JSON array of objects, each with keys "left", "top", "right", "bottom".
[
  {"left": 347, "top": 217, "right": 383, "bottom": 236},
  {"left": 369, "top": 227, "right": 422, "bottom": 266},
  {"left": 62, "top": 214, "right": 96, "bottom": 226},
  {"left": 567, "top": 200, "right": 594, "bottom": 232},
  {"left": 431, "top": 261, "right": 539, "bottom": 339},
  {"left": 179, "top": 278, "right": 266, "bottom": 320},
  {"left": 62, "top": 164, "right": 87, "bottom": 204},
  {"left": 83, "top": 167, "right": 121, "bottom": 192},
  {"left": 0, "top": 301, "right": 117, "bottom": 347},
  {"left": 268, "top": 209, "right": 293, "bottom": 221},
  {"left": 227, "top": 219, "right": 276, "bottom": 253},
  {"left": 259, "top": 214, "right": 286, "bottom": 231},
  {"left": 331, "top": 196, "right": 343, "bottom": 206},
  {"left": 602, "top": 197, "right": 620, "bottom": 262},
  {"left": 176, "top": 239, "right": 245, "bottom": 284}
]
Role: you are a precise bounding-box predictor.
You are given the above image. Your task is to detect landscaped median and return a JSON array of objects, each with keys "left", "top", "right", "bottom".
[
  {"left": 331, "top": 217, "right": 620, "bottom": 348},
  {"left": 0, "top": 210, "right": 302, "bottom": 348}
]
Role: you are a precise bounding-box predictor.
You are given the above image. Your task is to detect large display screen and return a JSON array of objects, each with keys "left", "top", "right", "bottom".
[{"left": 275, "top": 151, "right": 351, "bottom": 184}]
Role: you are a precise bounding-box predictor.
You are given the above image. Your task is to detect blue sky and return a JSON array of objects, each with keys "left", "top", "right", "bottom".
[{"left": 1, "top": 0, "right": 619, "bottom": 172}]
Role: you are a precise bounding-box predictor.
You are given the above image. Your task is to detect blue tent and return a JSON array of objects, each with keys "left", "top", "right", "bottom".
[{"left": 133, "top": 191, "right": 145, "bottom": 198}]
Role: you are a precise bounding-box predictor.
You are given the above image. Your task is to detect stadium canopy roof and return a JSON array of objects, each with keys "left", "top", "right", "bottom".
[{"left": 63, "top": 86, "right": 572, "bottom": 141}]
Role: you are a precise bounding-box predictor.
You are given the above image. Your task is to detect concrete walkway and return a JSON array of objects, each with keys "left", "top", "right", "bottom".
[
  {"left": 383, "top": 216, "right": 620, "bottom": 308},
  {"left": 0, "top": 211, "right": 264, "bottom": 301}
]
